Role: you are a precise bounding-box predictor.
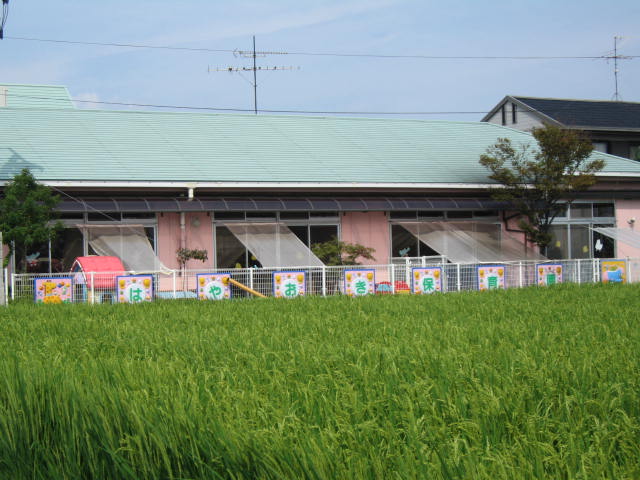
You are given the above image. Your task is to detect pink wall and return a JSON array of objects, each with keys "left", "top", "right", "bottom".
[
  {"left": 341, "top": 212, "right": 390, "bottom": 265},
  {"left": 615, "top": 200, "right": 640, "bottom": 258},
  {"left": 503, "top": 211, "right": 540, "bottom": 256},
  {"left": 157, "top": 212, "right": 214, "bottom": 269}
]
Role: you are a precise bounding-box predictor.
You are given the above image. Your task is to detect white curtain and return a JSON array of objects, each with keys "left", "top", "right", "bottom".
[
  {"left": 225, "top": 222, "right": 324, "bottom": 267},
  {"left": 86, "top": 226, "right": 169, "bottom": 273},
  {"left": 398, "top": 221, "right": 547, "bottom": 263}
]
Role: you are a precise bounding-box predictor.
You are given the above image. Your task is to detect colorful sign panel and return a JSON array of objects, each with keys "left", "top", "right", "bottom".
[
  {"left": 601, "top": 260, "right": 627, "bottom": 284},
  {"left": 344, "top": 269, "right": 375, "bottom": 297},
  {"left": 197, "top": 274, "right": 231, "bottom": 300},
  {"left": 412, "top": 267, "right": 443, "bottom": 294},
  {"left": 34, "top": 277, "right": 73, "bottom": 304},
  {"left": 536, "top": 264, "right": 563, "bottom": 286},
  {"left": 273, "top": 271, "right": 306, "bottom": 298},
  {"left": 477, "top": 265, "right": 506, "bottom": 291},
  {"left": 117, "top": 275, "right": 153, "bottom": 303}
]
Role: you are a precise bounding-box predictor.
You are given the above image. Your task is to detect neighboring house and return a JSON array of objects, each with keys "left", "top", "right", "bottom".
[
  {"left": 2, "top": 83, "right": 640, "bottom": 272},
  {"left": 482, "top": 96, "right": 640, "bottom": 161}
]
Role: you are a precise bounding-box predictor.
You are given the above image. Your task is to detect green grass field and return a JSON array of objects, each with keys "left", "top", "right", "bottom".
[{"left": 0, "top": 284, "right": 638, "bottom": 479}]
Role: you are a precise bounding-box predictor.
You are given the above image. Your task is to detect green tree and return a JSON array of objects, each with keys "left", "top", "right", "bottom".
[
  {"left": 0, "top": 168, "right": 62, "bottom": 271},
  {"left": 312, "top": 236, "right": 375, "bottom": 265},
  {"left": 480, "top": 125, "right": 605, "bottom": 253}
]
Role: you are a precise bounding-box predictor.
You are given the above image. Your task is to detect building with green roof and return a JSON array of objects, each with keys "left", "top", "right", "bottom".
[{"left": 2, "top": 83, "right": 640, "bottom": 273}]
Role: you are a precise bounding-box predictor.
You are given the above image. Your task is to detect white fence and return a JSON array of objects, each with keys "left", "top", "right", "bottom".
[{"left": 10, "top": 257, "right": 640, "bottom": 304}]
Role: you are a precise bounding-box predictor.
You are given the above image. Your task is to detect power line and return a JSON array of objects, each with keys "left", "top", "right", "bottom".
[
  {"left": 5, "top": 35, "right": 639, "bottom": 60},
  {"left": 1, "top": 92, "right": 490, "bottom": 115},
  {"left": 7, "top": 92, "right": 638, "bottom": 117}
]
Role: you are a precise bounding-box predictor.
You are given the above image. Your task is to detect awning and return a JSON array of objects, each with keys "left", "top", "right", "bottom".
[
  {"left": 57, "top": 197, "right": 508, "bottom": 213},
  {"left": 224, "top": 222, "right": 324, "bottom": 268},
  {"left": 83, "top": 225, "right": 170, "bottom": 273},
  {"left": 397, "top": 221, "right": 547, "bottom": 263},
  {"left": 592, "top": 227, "right": 640, "bottom": 249}
]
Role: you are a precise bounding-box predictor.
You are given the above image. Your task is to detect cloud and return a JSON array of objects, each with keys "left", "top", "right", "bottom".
[{"left": 141, "top": 0, "right": 401, "bottom": 48}]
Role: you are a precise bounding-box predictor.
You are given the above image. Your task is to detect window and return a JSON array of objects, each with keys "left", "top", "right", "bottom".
[
  {"left": 213, "top": 213, "right": 339, "bottom": 268},
  {"left": 630, "top": 146, "right": 640, "bottom": 161},
  {"left": 570, "top": 204, "right": 592, "bottom": 219},
  {"left": 547, "top": 202, "right": 615, "bottom": 259},
  {"left": 592, "top": 141, "right": 609, "bottom": 153},
  {"left": 390, "top": 223, "right": 444, "bottom": 259},
  {"left": 501, "top": 105, "right": 506, "bottom": 126},
  {"left": 547, "top": 225, "right": 568, "bottom": 259},
  {"left": 511, "top": 103, "right": 517, "bottom": 124}
]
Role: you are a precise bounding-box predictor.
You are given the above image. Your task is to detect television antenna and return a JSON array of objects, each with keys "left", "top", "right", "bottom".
[
  {"left": 607, "top": 35, "right": 631, "bottom": 101},
  {"left": 209, "top": 36, "right": 299, "bottom": 114}
]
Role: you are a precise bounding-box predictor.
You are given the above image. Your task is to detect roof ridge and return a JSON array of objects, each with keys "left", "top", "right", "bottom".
[{"left": 513, "top": 95, "right": 640, "bottom": 105}]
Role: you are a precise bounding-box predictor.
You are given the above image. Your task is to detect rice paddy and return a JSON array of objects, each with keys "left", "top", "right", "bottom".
[{"left": 0, "top": 283, "right": 638, "bottom": 479}]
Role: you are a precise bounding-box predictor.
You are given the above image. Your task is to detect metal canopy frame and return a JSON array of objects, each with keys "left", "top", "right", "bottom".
[{"left": 58, "top": 197, "right": 507, "bottom": 213}]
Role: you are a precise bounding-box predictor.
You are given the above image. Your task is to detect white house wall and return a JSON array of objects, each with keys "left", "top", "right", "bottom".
[{"left": 485, "top": 103, "right": 544, "bottom": 132}]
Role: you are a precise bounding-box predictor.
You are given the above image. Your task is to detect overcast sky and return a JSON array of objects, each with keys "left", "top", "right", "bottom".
[{"left": 2, "top": 0, "right": 639, "bottom": 120}]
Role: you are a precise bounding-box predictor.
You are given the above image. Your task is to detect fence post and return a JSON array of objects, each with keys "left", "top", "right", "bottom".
[
  {"left": 627, "top": 258, "right": 632, "bottom": 283},
  {"left": 576, "top": 260, "right": 581, "bottom": 284},
  {"left": 3, "top": 269, "right": 8, "bottom": 306},
  {"left": 321, "top": 266, "right": 326, "bottom": 297},
  {"left": 10, "top": 272, "right": 15, "bottom": 302},
  {"left": 390, "top": 264, "right": 396, "bottom": 294},
  {"left": 90, "top": 272, "right": 95, "bottom": 304},
  {"left": 592, "top": 258, "right": 598, "bottom": 284},
  {"left": 456, "top": 263, "right": 461, "bottom": 292},
  {"left": 249, "top": 268, "right": 254, "bottom": 291},
  {"left": 518, "top": 261, "right": 523, "bottom": 288}
]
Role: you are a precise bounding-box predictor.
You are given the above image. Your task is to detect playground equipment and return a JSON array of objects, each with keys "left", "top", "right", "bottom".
[
  {"left": 227, "top": 277, "right": 266, "bottom": 298},
  {"left": 71, "top": 256, "right": 125, "bottom": 303}
]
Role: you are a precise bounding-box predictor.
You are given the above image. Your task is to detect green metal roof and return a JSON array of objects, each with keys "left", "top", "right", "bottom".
[
  {"left": 0, "top": 84, "right": 74, "bottom": 109},
  {"left": 1, "top": 104, "right": 639, "bottom": 185}
]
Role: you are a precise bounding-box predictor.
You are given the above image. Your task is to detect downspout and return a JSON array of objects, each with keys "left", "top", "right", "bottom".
[
  {"left": 180, "top": 213, "right": 186, "bottom": 250},
  {"left": 181, "top": 186, "right": 194, "bottom": 250}
]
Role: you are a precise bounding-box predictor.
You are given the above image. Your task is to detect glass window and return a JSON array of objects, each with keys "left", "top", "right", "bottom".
[
  {"left": 122, "top": 212, "right": 156, "bottom": 220},
  {"left": 214, "top": 212, "right": 245, "bottom": 220},
  {"left": 570, "top": 225, "right": 591, "bottom": 259},
  {"left": 215, "top": 226, "right": 246, "bottom": 268},
  {"left": 309, "top": 212, "right": 339, "bottom": 218},
  {"left": 59, "top": 213, "right": 84, "bottom": 220},
  {"left": 389, "top": 211, "right": 417, "bottom": 220},
  {"left": 630, "top": 145, "right": 640, "bottom": 161},
  {"left": 279, "top": 212, "right": 308, "bottom": 220},
  {"left": 511, "top": 103, "right": 517, "bottom": 123},
  {"left": 417, "top": 211, "right": 444, "bottom": 218},
  {"left": 51, "top": 228, "right": 84, "bottom": 271},
  {"left": 446, "top": 211, "right": 473, "bottom": 219},
  {"left": 547, "top": 225, "right": 568, "bottom": 259},
  {"left": 570, "top": 204, "right": 592, "bottom": 219},
  {"left": 592, "top": 141, "right": 608, "bottom": 153},
  {"left": 593, "top": 224, "right": 615, "bottom": 259},
  {"left": 391, "top": 224, "right": 418, "bottom": 257},
  {"left": 473, "top": 210, "right": 498, "bottom": 218},
  {"left": 310, "top": 225, "right": 338, "bottom": 247},
  {"left": 246, "top": 211, "right": 276, "bottom": 219},
  {"left": 288, "top": 225, "right": 309, "bottom": 246},
  {"left": 87, "top": 212, "right": 120, "bottom": 222},
  {"left": 593, "top": 203, "right": 614, "bottom": 218}
]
